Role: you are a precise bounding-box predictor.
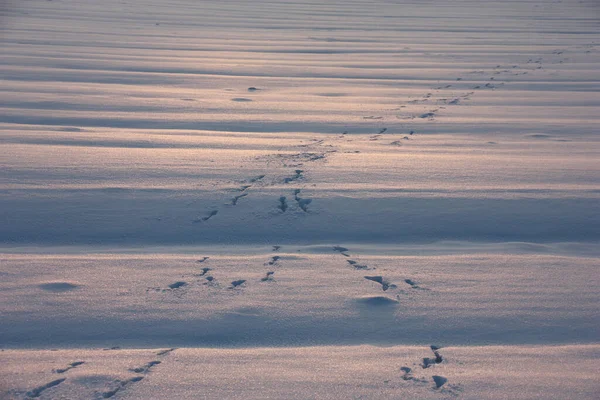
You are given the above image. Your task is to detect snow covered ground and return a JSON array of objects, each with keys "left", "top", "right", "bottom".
[
  {"left": 1, "top": 0, "right": 599, "bottom": 398},
  {"left": 3, "top": 345, "right": 599, "bottom": 399}
]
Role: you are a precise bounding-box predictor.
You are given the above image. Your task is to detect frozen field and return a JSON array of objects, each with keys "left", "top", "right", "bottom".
[{"left": 1, "top": 0, "right": 599, "bottom": 398}]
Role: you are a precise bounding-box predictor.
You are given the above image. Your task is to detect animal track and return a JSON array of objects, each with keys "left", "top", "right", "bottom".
[
  {"left": 404, "top": 279, "right": 427, "bottom": 290},
  {"left": 248, "top": 174, "right": 265, "bottom": 183},
  {"left": 332, "top": 246, "right": 350, "bottom": 257},
  {"left": 267, "top": 256, "right": 280, "bottom": 266},
  {"left": 400, "top": 367, "right": 413, "bottom": 381},
  {"left": 102, "top": 357, "right": 165, "bottom": 398},
  {"left": 422, "top": 345, "right": 444, "bottom": 369},
  {"left": 195, "top": 267, "right": 211, "bottom": 277},
  {"left": 101, "top": 376, "right": 144, "bottom": 398},
  {"left": 147, "top": 280, "right": 189, "bottom": 294},
  {"left": 168, "top": 281, "right": 187, "bottom": 289},
  {"left": 285, "top": 152, "right": 326, "bottom": 162},
  {"left": 54, "top": 361, "right": 84, "bottom": 374},
  {"left": 432, "top": 375, "right": 447, "bottom": 389},
  {"left": 156, "top": 348, "right": 176, "bottom": 356},
  {"left": 261, "top": 271, "right": 275, "bottom": 282},
  {"left": 193, "top": 210, "right": 218, "bottom": 223},
  {"left": 398, "top": 345, "right": 458, "bottom": 394},
  {"left": 230, "top": 279, "right": 246, "bottom": 288},
  {"left": 283, "top": 169, "right": 303, "bottom": 183},
  {"left": 300, "top": 199, "right": 314, "bottom": 212},
  {"left": 26, "top": 378, "right": 66, "bottom": 398},
  {"left": 231, "top": 193, "right": 248, "bottom": 205},
  {"left": 130, "top": 361, "right": 161, "bottom": 374},
  {"left": 364, "top": 276, "right": 395, "bottom": 291},
  {"left": 347, "top": 259, "right": 369, "bottom": 270},
  {"left": 294, "top": 189, "right": 312, "bottom": 212},
  {"left": 278, "top": 196, "right": 288, "bottom": 212},
  {"left": 203, "top": 276, "right": 217, "bottom": 286},
  {"left": 399, "top": 366, "right": 426, "bottom": 383}
]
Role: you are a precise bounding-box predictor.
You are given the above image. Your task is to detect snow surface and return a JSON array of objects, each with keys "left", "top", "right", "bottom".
[{"left": 1, "top": 0, "right": 599, "bottom": 398}]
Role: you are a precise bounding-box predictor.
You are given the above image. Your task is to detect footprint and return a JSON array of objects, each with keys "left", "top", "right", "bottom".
[
  {"left": 156, "top": 348, "right": 176, "bottom": 356},
  {"left": 55, "top": 361, "right": 85, "bottom": 374},
  {"left": 26, "top": 378, "right": 66, "bottom": 398},
  {"left": 399, "top": 366, "right": 428, "bottom": 384},
  {"left": 261, "top": 271, "right": 275, "bottom": 282},
  {"left": 400, "top": 367, "right": 413, "bottom": 380},
  {"left": 294, "top": 189, "right": 312, "bottom": 212},
  {"left": 422, "top": 358, "right": 436, "bottom": 369},
  {"left": 249, "top": 175, "right": 265, "bottom": 183},
  {"left": 332, "top": 246, "right": 350, "bottom": 257},
  {"left": 102, "top": 376, "right": 144, "bottom": 398},
  {"left": 231, "top": 193, "right": 248, "bottom": 205},
  {"left": 293, "top": 189, "right": 312, "bottom": 211},
  {"left": 364, "top": 276, "right": 395, "bottom": 291},
  {"left": 230, "top": 279, "right": 246, "bottom": 288},
  {"left": 347, "top": 260, "right": 369, "bottom": 270},
  {"left": 193, "top": 210, "right": 218, "bottom": 223},
  {"left": 196, "top": 267, "right": 211, "bottom": 277},
  {"left": 404, "top": 279, "right": 426, "bottom": 290},
  {"left": 278, "top": 196, "right": 288, "bottom": 212},
  {"left": 432, "top": 375, "right": 448, "bottom": 389},
  {"left": 283, "top": 170, "right": 303, "bottom": 183},
  {"left": 267, "top": 256, "right": 280, "bottom": 266},
  {"left": 422, "top": 345, "right": 444, "bottom": 368},
  {"left": 203, "top": 276, "right": 217, "bottom": 286},
  {"left": 168, "top": 281, "right": 187, "bottom": 289},
  {"left": 130, "top": 361, "right": 161, "bottom": 374}
]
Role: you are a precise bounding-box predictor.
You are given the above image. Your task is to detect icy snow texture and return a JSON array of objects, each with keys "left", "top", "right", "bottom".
[{"left": 1, "top": 0, "right": 599, "bottom": 398}]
